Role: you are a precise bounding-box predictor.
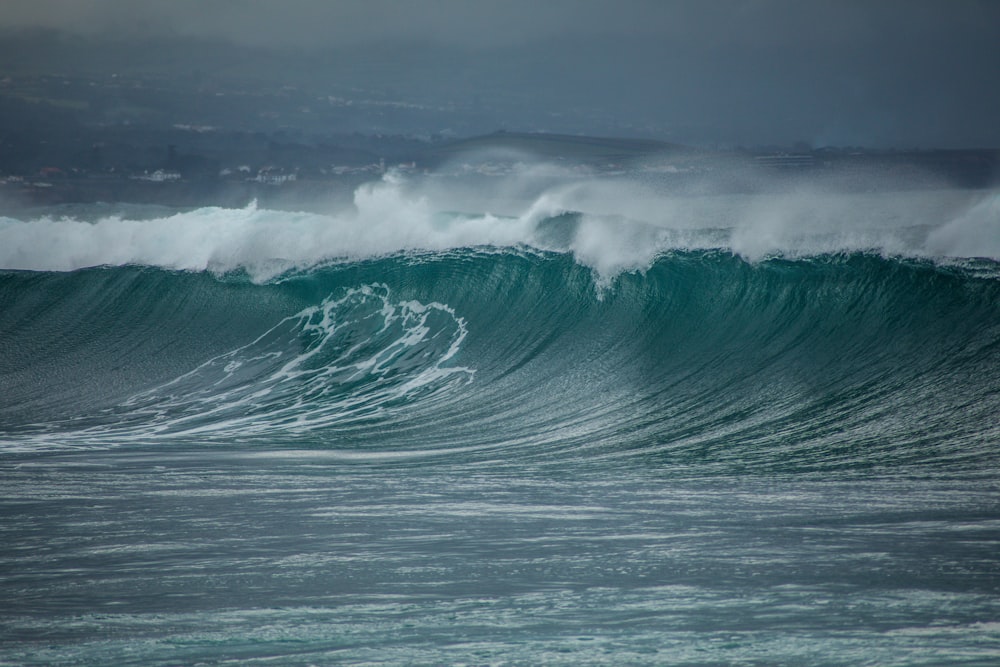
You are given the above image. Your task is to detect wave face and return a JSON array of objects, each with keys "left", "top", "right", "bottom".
[{"left": 2, "top": 215, "right": 998, "bottom": 473}]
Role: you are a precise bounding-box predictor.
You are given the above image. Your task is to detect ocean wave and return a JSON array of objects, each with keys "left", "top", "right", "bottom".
[{"left": 2, "top": 249, "right": 998, "bottom": 473}]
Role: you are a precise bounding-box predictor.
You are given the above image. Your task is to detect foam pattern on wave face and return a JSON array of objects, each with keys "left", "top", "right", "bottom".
[{"left": 0, "top": 285, "right": 472, "bottom": 450}]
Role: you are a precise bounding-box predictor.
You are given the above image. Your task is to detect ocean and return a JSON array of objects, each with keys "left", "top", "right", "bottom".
[{"left": 2, "top": 173, "right": 999, "bottom": 665}]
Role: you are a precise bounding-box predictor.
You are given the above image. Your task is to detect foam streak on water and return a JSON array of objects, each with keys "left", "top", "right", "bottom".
[
  {"left": 2, "top": 458, "right": 999, "bottom": 666},
  {"left": 116, "top": 284, "right": 472, "bottom": 438}
]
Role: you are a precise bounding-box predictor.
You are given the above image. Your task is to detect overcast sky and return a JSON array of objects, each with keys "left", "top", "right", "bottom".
[
  {"left": 2, "top": 0, "right": 998, "bottom": 147},
  {"left": 2, "top": 0, "right": 997, "bottom": 50}
]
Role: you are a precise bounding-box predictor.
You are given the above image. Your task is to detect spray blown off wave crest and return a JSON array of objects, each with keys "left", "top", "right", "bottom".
[{"left": 0, "top": 172, "right": 997, "bottom": 282}]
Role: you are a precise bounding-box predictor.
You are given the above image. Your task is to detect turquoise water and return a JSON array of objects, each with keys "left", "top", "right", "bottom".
[{"left": 2, "top": 184, "right": 1000, "bottom": 664}]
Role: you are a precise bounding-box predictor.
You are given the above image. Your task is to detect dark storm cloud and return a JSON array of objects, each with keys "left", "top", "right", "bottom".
[{"left": 2, "top": 0, "right": 998, "bottom": 147}]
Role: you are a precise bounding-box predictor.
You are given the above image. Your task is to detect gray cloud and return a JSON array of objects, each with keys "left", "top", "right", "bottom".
[{"left": 2, "top": 0, "right": 994, "bottom": 50}]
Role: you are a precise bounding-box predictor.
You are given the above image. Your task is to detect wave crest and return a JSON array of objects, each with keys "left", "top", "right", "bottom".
[{"left": 1, "top": 173, "right": 996, "bottom": 282}]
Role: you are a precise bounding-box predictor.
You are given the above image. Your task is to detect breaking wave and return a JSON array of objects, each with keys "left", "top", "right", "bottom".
[{"left": 1, "top": 174, "right": 998, "bottom": 473}]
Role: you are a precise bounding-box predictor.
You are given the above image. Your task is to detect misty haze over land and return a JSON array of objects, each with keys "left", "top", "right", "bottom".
[{"left": 1, "top": 0, "right": 999, "bottom": 148}]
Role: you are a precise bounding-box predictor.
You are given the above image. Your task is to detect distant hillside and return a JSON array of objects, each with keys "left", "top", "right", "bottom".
[{"left": 426, "top": 131, "right": 696, "bottom": 166}]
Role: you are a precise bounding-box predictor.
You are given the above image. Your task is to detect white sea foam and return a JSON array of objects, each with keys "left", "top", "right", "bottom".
[
  {"left": 119, "top": 283, "right": 472, "bottom": 438},
  {"left": 0, "top": 284, "right": 473, "bottom": 452},
  {"left": 0, "top": 169, "right": 994, "bottom": 281}
]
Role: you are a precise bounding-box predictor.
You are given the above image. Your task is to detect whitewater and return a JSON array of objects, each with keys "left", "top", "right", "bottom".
[
  {"left": 3, "top": 172, "right": 999, "bottom": 279},
  {"left": 2, "top": 169, "right": 999, "bottom": 665}
]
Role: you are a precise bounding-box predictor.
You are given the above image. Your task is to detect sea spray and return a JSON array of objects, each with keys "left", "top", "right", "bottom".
[
  {"left": 925, "top": 191, "right": 1000, "bottom": 258},
  {"left": 1, "top": 171, "right": 993, "bottom": 283}
]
